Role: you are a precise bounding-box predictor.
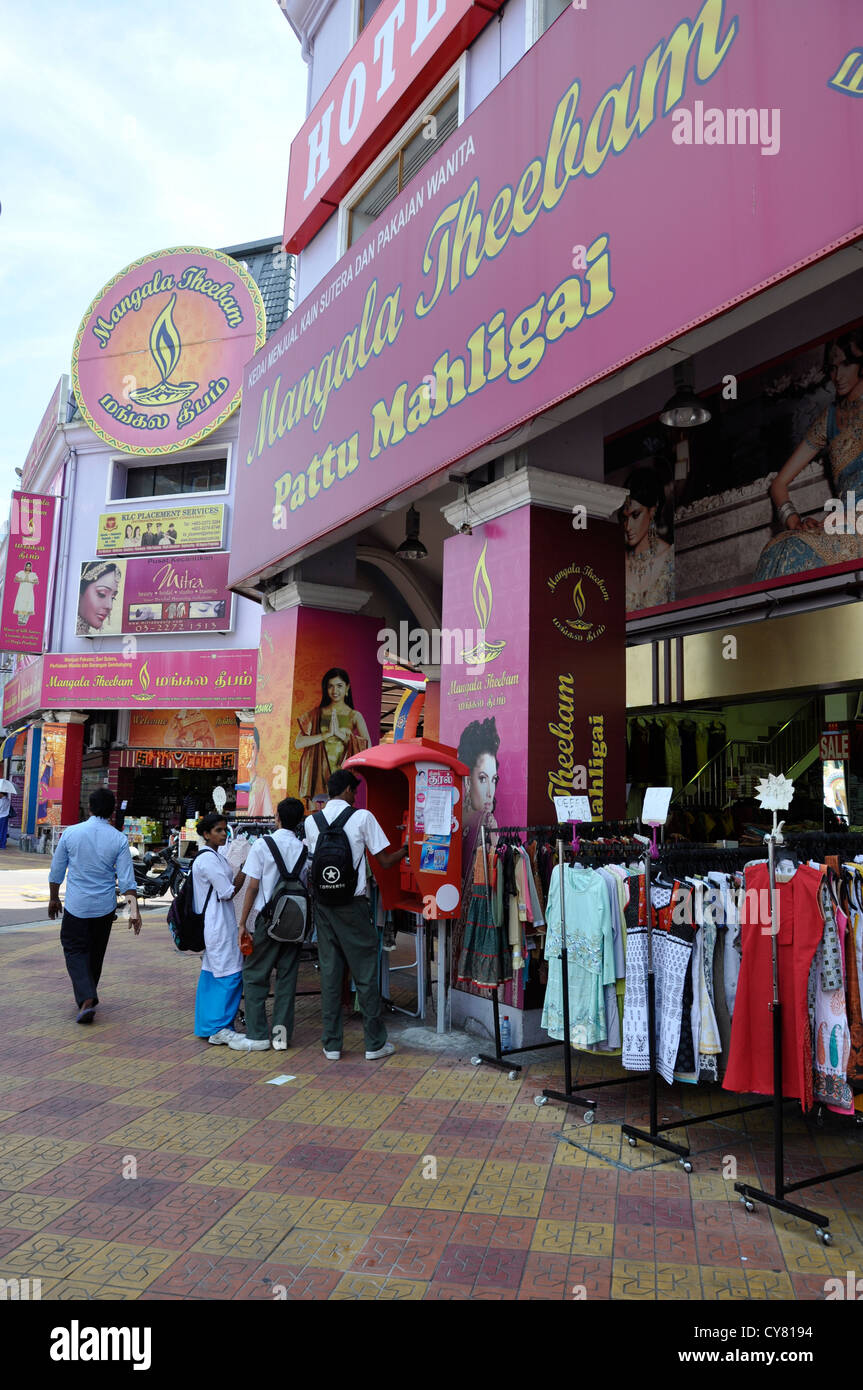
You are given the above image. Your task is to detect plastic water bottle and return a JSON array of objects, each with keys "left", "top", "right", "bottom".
[{"left": 500, "top": 1015, "right": 512, "bottom": 1052}]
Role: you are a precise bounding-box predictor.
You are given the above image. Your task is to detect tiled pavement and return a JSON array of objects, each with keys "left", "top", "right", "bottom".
[{"left": 1, "top": 917, "right": 862, "bottom": 1300}]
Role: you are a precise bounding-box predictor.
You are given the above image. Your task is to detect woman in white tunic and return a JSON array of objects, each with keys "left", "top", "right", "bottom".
[
  {"left": 192, "top": 813, "right": 245, "bottom": 1044},
  {"left": 13, "top": 562, "right": 38, "bottom": 625}
]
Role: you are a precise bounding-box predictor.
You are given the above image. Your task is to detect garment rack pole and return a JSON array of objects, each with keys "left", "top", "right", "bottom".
[
  {"left": 539, "top": 832, "right": 601, "bottom": 1114},
  {"left": 474, "top": 823, "right": 563, "bottom": 1076},
  {"left": 732, "top": 828, "right": 863, "bottom": 1243}
]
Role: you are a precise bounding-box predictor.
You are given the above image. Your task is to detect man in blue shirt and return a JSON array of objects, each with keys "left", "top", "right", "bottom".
[{"left": 48, "top": 787, "right": 141, "bottom": 1025}]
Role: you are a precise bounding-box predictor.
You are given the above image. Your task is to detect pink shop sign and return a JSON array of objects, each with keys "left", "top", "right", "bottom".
[
  {"left": 40, "top": 650, "right": 257, "bottom": 712},
  {"left": 232, "top": 0, "right": 863, "bottom": 589}
]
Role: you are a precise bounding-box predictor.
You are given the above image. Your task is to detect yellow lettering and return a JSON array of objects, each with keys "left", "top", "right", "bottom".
[
  {"left": 511, "top": 159, "right": 543, "bottom": 235},
  {"left": 545, "top": 276, "right": 586, "bottom": 341},
  {"left": 407, "top": 382, "right": 433, "bottom": 431},
  {"left": 638, "top": 0, "right": 738, "bottom": 130},
  {"left": 432, "top": 352, "right": 467, "bottom": 416},
  {"left": 585, "top": 235, "right": 614, "bottom": 315},
  {"left": 485, "top": 186, "right": 513, "bottom": 255},
  {"left": 507, "top": 296, "right": 546, "bottom": 382},
  {"left": 290, "top": 474, "right": 306, "bottom": 510},
  {"left": 370, "top": 386, "right": 407, "bottom": 457}
]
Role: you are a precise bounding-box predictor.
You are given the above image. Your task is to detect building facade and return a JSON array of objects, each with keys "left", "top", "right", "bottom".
[
  {"left": 0, "top": 239, "right": 294, "bottom": 843},
  {"left": 226, "top": 0, "right": 863, "bottom": 1037}
]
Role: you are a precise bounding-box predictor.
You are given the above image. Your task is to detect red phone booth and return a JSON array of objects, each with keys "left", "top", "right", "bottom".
[{"left": 343, "top": 738, "right": 468, "bottom": 919}]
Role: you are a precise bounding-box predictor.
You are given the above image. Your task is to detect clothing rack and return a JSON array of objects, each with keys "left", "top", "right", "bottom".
[
  {"left": 471, "top": 824, "right": 573, "bottom": 1080},
  {"left": 732, "top": 829, "right": 863, "bottom": 1243},
  {"left": 472, "top": 824, "right": 638, "bottom": 1120}
]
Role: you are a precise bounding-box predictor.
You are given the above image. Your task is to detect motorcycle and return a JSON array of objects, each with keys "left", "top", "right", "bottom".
[{"left": 127, "top": 845, "right": 190, "bottom": 900}]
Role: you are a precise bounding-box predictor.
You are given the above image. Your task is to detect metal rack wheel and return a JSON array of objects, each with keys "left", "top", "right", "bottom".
[
  {"left": 470, "top": 1056, "right": 482, "bottom": 1067},
  {"left": 815, "top": 1227, "right": 832, "bottom": 1246},
  {"left": 583, "top": 1110, "right": 595, "bottom": 1124},
  {"left": 740, "top": 1196, "right": 755, "bottom": 1212},
  {"left": 627, "top": 1136, "right": 637, "bottom": 1147},
  {"left": 679, "top": 1158, "right": 693, "bottom": 1174},
  {"left": 534, "top": 1095, "right": 548, "bottom": 1107},
  {"left": 508, "top": 1070, "right": 519, "bottom": 1081}
]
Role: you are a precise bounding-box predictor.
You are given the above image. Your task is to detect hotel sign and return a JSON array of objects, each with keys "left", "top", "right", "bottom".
[{"left": 283, "top": 0, "right": 504, "bottom": 253}]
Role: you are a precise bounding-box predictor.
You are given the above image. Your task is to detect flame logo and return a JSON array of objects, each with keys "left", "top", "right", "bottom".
[
  {"left": 459, "top": 540, "right": 506, "bottom": 666},
  {"left": 573, "top": 580, "right": 586, "bottom": 618},
  {"left": 472, "top": 542, "right": 493, "bottom": 629},
  {"left": 128, "top": 294, "right": 198, "bottom": 407},
  {"left": 150, "top": 296, "right": 183, "bottom": 381},
  {"left": 131, "top": 659, "right": 156, "bottom": 701}
]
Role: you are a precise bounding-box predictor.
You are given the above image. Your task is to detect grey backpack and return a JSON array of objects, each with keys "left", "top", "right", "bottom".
[{"left": 256, "top": 837, "right": 310, "bottom": 944}]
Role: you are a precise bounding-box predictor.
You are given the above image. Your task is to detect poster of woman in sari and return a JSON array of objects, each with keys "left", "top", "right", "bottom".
[
  {"left": 295, "top": 668, "right": 371, "bottom": 802},
  {"left": 755, "top": 329, "right": 863, "bottom": 578}
]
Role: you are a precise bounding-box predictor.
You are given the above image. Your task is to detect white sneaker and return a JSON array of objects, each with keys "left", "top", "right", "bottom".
[
  {"left": 365, "top": 1042, "right": 396, "bottom": 1060},
  {"left": 228, "top": 1036, "right": 270, "bottom": 1052},
  {"left": 322, "top": 1048, "right": 341, "bottom": 1060},
  {"left": 208, "top": 1028, "right": 239, "bottom": 1045}
]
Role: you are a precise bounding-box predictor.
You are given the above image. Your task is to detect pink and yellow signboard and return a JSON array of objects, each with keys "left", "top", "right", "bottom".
[
  {"left": 233, "top": 0, "right": 863, "bottom": 590},
  {"left": 2, "top": 650, "right": 257, "bottom": 724},
  {"left": 0, "top": 493, "right": 57, "bottom": 655},
  {"left": 72, "top": 247, "right": 266, "bottom": 456},
  {"left": 128, "top": 710, "right": 239, "bottom": 750}
]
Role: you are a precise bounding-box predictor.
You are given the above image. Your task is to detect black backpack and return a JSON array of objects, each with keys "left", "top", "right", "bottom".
[
  {"left": 167, "top": 848, "right": 215, "bottom": 953},
  {"left": 256, "top": 837, "right": 310, "bottom": 943},
  {"left": 310, "top": 807, "right": 358, "bottom": 905}
]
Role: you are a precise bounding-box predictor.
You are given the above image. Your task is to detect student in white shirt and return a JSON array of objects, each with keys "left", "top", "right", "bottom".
[
  {"left": 231, "top": 797, "right": 308, "bottom": 1053},
  {"left": 304, "top": 769, "right": 408, "bottom": 1062},
  {"left": 192, "top": 813, "right": 244, "bottom": 1045}
]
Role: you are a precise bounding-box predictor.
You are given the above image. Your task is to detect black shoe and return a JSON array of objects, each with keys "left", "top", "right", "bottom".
[{"left": 76, "top": 1001, "right": 97, "bottom": 1024}]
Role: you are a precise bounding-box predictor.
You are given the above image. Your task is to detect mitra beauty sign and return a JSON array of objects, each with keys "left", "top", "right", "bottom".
[
  {"left": 233, "top": 0, "right": 863, "bottom": 590},
  {"left": 0, "top": 493, "right": 57, "bottom": 655},
  {"left": 72, "top": 247, "right": 266, "bottom": 456},
  {"left": 76, "top": 553, "right": 233, "bottom": 636}
]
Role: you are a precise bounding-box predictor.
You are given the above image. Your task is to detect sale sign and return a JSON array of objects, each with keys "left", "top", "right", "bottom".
[
  {"left": 820, "top": 729, "right": 850, "bottom": 761},
  {"left": 72, "top": 247, "right": 266, "bottom": 456}
]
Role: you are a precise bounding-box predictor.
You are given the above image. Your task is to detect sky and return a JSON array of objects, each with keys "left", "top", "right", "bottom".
[{"left": 0, "top": 0, "right": 308, "bottom": 502}]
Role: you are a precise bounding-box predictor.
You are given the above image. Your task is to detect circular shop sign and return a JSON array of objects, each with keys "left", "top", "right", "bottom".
[{"left": 71, "top": 246, "right": 266, "bottom": 455}]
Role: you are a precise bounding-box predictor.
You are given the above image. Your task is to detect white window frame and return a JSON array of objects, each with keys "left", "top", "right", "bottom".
[
  {"left": 337, "top": 56, "right": 464, "bottom": 258},
  {"left": 105, "top": 440, "right": 234, "bottom": 507},
  {"left": 526, "top": 0, "right": 570, "bottom": 50}
]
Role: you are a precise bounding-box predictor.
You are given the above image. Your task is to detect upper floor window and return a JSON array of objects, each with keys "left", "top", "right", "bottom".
[
  {"left": 123, "top": 455, "right": 227, "bottom": 499},
  {"left": 347, "top": 86, "right": 459, "bottom": 248},
  {"left": 359, "top": 0, "right": 387, "bottom": 31},
  {"left": 538, "top": 0, "right": 569, "bottom": 38}
]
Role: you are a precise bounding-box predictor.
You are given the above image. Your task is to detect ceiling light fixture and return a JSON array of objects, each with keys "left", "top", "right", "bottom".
[
  {"left": 395, "top": 505, "right": 428, "bottom": 561},
  {"left": 660, "top": 361, "right": 711, "bottom": 429}
]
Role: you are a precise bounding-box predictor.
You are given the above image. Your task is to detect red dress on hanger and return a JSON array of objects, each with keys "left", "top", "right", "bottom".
[{"left": 723, "top": 862, "right": 824, "bottom": 1110}]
